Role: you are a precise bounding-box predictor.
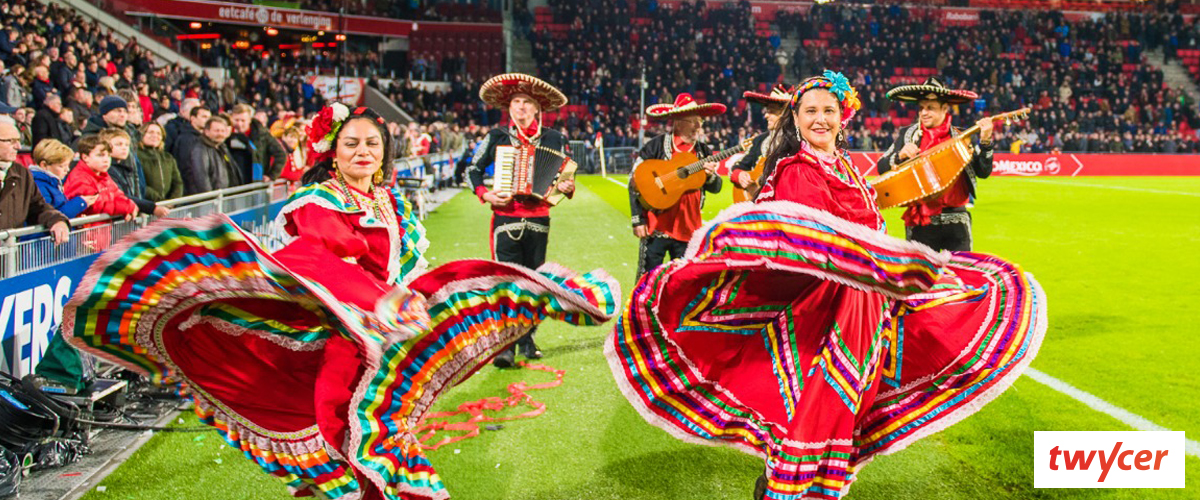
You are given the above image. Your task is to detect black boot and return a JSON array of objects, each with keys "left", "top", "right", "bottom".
[
  {"left": 492, "top": 347, "right": 516, "bottom": 368},
  {"left": 753, "top": 472, "right": 767, "bottom": 500},
  {"left": 518, "top": 338, "right": 543, "bottom": 360}
]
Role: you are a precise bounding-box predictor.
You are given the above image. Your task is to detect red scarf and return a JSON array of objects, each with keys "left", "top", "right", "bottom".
[{"left": 902, "top": 116, "right": 971, "bottom": 227}]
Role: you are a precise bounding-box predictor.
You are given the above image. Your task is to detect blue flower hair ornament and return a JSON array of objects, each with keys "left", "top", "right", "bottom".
[{"left": 789, "top": 70, "right": 862, "bottom": 126}]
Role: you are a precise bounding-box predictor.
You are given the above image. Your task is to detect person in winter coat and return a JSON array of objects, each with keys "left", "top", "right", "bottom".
[
  {"left": 99, "top": 127, "right": 169, "bottom": 217},
  {"left": 136, "top": 122, "right": 183, "bottom": 202},
  {"left": 186, "top": 115, "right": 239, "bottom": 193},
  {"left": 30, "top": 138, "right": 96, "bottom": 218},
  {"left": 63, "top": 135, "right": 138, "bottom": 219}
]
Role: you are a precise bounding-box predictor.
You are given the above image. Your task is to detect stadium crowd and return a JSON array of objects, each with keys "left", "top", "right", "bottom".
[{"left": 524, "top": 0, "right": 1200, "bottom": 153}]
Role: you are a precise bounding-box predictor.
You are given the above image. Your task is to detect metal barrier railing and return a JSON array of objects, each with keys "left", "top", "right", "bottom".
[
  {"left": 0, "top": 149, "right": 467, "bottom": 280},
  {"left": 0, "top": 181, "right": 289, "bottom": 280}
]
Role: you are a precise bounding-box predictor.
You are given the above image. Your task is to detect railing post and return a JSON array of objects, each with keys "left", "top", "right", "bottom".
[{"left": 1, "top": 235, "right": 17, "bottom": 279}]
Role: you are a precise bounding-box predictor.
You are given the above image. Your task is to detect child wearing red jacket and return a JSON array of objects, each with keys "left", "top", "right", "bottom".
[{"left": 64, "top": 134, "right": 138, "bottom": 219}]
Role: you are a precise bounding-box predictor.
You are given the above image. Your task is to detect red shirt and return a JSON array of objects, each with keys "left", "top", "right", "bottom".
[
  {"left": 757, "top": 144, "right": 882, "bottom": 231},
  {"left": 902, "top": 116, "right": 971, "bottom": 227},
  {"left": 646, "top": 136, "right": 704, "bottom": 241}
]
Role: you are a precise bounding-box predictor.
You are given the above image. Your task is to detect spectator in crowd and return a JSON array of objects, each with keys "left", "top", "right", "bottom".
[
  {"left": 64, "top": 134, "right": 137, "bottom": 222},
  {"left": 65, "top": 86, "right": 92, "bottom": 130},
  {"left": 13, "top": 106, "right": 32, "bottom": 146},
  {"left": 83, "top": 95, "right": 129, "bottom": 136},
  {"left": 226, "top": 104, "right": 261, "bottom": 185},
  {"left": 99, "top": 127, "right": 168, "bottom": 217},
  {"left": 230, "top": 103, "right": 287, "bottom": 182},
  {"left": 0, "top": 117, "right": 69, "bottom": 242},
  {"left": 174, "top": 105, "right": 212, "bottom": 193},
  {"left": 164, "top": 97, "right": 201, "bottom": 152},
  {"left": 278, "top": 123, "right": 308, "bottom": 184},
  {"left": 30, "top": 138, "right": 96, "bottom": 218},
  {"left": 186, "top": 115, "right": 238, "bottom": 193},
  {"left": 31, "top": 93, "right": 71, "bottom": 146},
  {"left": 30, "top": 65, "right": 54, "bottom": 109},
  {"left": 136, "top": 122, "right": 183, "bottom": 202}
]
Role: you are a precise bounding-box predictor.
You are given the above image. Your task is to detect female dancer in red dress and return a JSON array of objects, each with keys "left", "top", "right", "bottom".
[
  {"left": 607, "top": 72, "right": 1046, "bottom": 500},
  {"left": 64, "top": 104, "right": 619, "bottom": 500}
]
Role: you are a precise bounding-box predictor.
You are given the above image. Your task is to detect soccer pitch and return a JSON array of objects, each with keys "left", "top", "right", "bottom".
[{"left": 81, "top": 175, "right": 1200, "bottom": 500}]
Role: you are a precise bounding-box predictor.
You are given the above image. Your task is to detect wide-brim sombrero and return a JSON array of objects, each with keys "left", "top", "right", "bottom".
[
  {"left": 886, "top": 77, "right": 979, "bottom": 105},
  {"left": 479, "top": 73, "right": 568, "bottom": 112},
  {"left": 646, "top": 93, "right": 727, "bottom": 120},
  {"left": 743, "top": 83, "right": 792, "bottom": 106}
]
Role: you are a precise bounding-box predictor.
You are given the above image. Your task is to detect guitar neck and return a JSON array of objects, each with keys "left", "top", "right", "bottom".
[
  {"left": 680, "top": 142, "right": 750, "bottom": 175},
  {"left": 957, "top": 108, "right": 1032, "bottom": 140}
]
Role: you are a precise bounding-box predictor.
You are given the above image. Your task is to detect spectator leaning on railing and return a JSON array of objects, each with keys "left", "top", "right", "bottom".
[
  {"left": 186, "top": 115, "right": 238, "bottom": 194},
  {"left": 100, "top": 127, "right": 168, "bottom": 217},
  {"left": 136, "top": 122, "right": 183, "bottom": 202},
  {"left": 63, "top": 134, "right": 137, "bottom": 220},
  {"left": 0, "top": 117, "right": 69, "bottom": 243},
  {"left": 30, "top": 138, "right": 96, "bottom": 218}
]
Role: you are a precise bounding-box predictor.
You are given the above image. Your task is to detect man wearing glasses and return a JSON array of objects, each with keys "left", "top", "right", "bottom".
[{"left": 0, "top": 116, "right": 70, "bottom": 244}]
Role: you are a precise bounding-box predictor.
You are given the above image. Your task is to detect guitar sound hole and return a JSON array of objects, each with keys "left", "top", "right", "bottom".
[{"left": 676, "top": 168, "right": 688, "bottom": 179}]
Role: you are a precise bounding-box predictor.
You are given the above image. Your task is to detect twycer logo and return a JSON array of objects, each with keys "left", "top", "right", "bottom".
[{"left": 1034, "top": 432, "right": 1185, "bottom": 488}]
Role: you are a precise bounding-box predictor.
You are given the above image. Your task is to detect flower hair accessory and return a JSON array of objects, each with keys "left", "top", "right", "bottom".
[
  {"left": 305, "top": 102, "right": 355, "bottom": 168},
  {"left": 790, "top": 70, "right": 862, "bottom": 126}
]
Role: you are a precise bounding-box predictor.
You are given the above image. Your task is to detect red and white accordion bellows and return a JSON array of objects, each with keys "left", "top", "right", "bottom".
[{"left": 493, "top": 144, "right": 578, "bottom": 206}]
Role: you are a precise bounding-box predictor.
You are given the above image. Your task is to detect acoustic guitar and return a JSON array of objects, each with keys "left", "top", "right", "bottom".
[
  {"left": 633, "top": 137, "right": 755, "bottom": 210},
  {"left": 871, "top": 108, "right": 1031, "bottom": 210},
  {"left": 731, "top": 155, "right": 767, "bottom": 203}
]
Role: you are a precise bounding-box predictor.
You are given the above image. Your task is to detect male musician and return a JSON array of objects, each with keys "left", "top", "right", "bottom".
[
  {"left": 879, "top": 78, "right": 994, "bottom": 251},
  {"left": 468, "top": 73, "right": 575, "bottom": 368},
  {"left": 628, "top": 93, "right": 725, "bottom": 276},
  {"left": 730, "top": 83, "right": 791, "bottom": 198}
]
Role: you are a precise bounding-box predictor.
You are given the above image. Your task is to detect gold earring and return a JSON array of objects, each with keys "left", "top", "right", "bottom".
[{"left": 373, "top": 168, "right": 384, "bottom": 185}]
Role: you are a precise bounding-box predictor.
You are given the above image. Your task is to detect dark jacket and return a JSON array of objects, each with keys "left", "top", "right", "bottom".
[
  {"left": 30, "top": 167, "right": 88, "bottom": 218},
  {"left": 136, "top": 145, "right": 183, "bottom": 202},
  {"left": 250, "top": 120, "right": 287, "bottom": 179},
  {"left": 108, "top": 159, "right": 157, "bottom": 214},
  {"left": 877, "top": 122, "right": 994, "bottom": 202},
  {"left": 730, "top": 131, "right": 772, "bottom": 173},
  {"left": 188, "top": 136, "right": 239, "bottom": 193},
  {"left": 466, "top": 126, "right": 571, "bottom": 193},
  {"left": 163, "top": 115, "right": 190, "bottom": 154},
  {"left": 31, "top": 78, "right": 55, "bottom": 110},
  {"left": 225, "top": 132, "right": 259, "bottom": 185},
  {"left": 628, "top": 133, "right": 722, "bottom": 227},
  {"left": 31, "top": 107, "right": 72, "bottom": 147},
  {"left": 0, "top": 162, "right": 69, "bottom": 231}
]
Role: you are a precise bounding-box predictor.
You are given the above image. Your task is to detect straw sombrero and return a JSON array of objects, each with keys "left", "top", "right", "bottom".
[
  {"left": 646, "top": 93, "right": 727, "bottom": 120},
  {"left": 885, "top": 77, "right": 979, "bottom": 105},
  {"left": 479, "top": 73, "right": 568, "bottom": 112},
  {"left": 743, "top": 83, "right": 792, "bottom": 106}
]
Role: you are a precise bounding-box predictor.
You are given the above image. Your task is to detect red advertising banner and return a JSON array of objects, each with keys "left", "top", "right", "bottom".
[
  {"left": 847, "top": 152, "right": 1200, "bottom": 177},
  {"left": 118, "top": 0, "right": 505, "bottom": 37},
  {"left": 942, "top": 8, "right": 981, "bottom": 26},
  {"left": 308, "top": 76, "right": 365, "bottom": 105}
]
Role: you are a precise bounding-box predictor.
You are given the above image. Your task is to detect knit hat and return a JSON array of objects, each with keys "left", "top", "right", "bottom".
[{"left": 99, "top": 95, "right": 128, "bottom": 116}]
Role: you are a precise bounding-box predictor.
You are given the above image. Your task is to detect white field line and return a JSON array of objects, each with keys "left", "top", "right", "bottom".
[
  {"left": 1025, "top": 368, "right": 1200, "bottom": 458},
  {"left": 604, "top": 176, "right": 626, "bottom": 187},
  {"left": 1012, "top": 178, "right": 1200, "bottom": 197}
]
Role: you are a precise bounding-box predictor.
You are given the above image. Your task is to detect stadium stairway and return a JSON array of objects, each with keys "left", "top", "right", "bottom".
[
  {"left": 510, "top": 36, "right": 537, "bottom": 75},
  {"left": 1147, "top": 48, "right": 1200, "bottom": 105}
]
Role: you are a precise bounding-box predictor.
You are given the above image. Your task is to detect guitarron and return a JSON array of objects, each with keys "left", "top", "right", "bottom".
[{"left": 872, "top": 107, "right": 1030, "bottom": 209}]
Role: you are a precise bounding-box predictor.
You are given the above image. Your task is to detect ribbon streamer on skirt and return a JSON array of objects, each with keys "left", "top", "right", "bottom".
[{"left": 415, "top": 362, "right": 565, "bottom": 450}]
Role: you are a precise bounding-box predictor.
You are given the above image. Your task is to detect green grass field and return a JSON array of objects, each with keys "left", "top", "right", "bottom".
[{"left": 81, "top": 175, "right": 1200, "bottom": 500}]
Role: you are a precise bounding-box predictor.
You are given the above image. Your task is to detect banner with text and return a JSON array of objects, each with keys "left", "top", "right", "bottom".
[{"left": 848, "top": 152, "right": 1200, "bottom": 177}]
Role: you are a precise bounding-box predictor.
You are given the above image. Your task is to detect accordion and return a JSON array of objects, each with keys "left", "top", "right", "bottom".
[{"left": 492, "top": 144, "right": 578, "bottom": 206}]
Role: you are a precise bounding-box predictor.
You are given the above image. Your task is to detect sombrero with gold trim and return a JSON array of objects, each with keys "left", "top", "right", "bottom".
[
  {"left": 643, "top": 92, "right": 724, "bottom": 119},
  {"left": 743, "top": 83, "right": 792, "bottom": 106},
  {"left": 885, "top": 77, "right": 979, "bottom": 105},
  {"left": 646, "top": 93, "right": 727, "bottom": 120},
  {"left": 479, "top": 73, "right": 568, "bottom": 112}
]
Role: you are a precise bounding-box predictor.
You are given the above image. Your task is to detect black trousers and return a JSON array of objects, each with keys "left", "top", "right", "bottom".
[
  {"left": 492, "top": 215, "right": 550, "bottom": 349},
  {"left": 637, "top": 235, "right": 688, "bottom": 277},
  {"left": 906, "top": 212, "right": 973, "bottom": 252}
]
